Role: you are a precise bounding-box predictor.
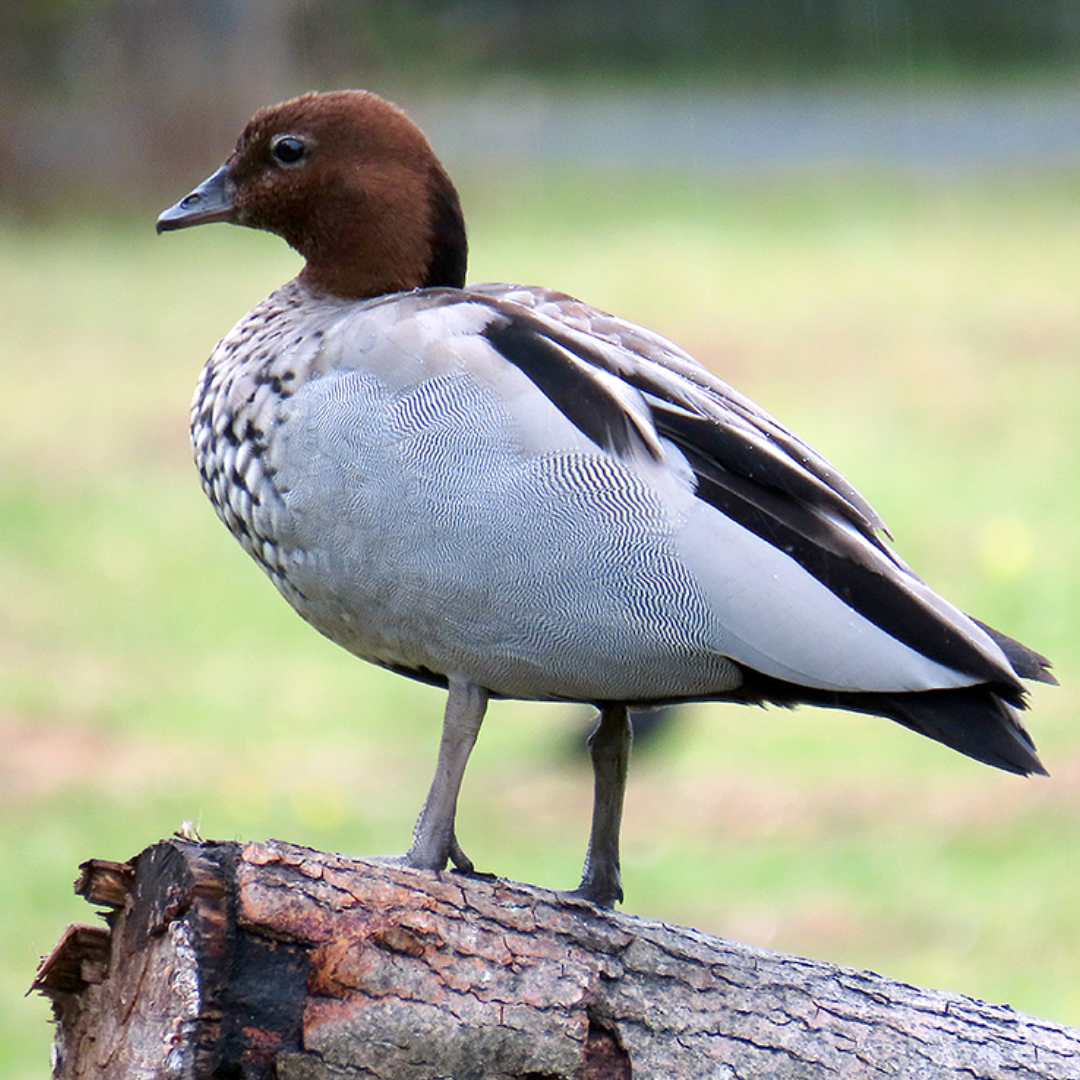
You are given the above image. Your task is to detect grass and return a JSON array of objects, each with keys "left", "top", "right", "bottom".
[{"left": 2, "top": 164, "right": 1078, "bottom": 1076}]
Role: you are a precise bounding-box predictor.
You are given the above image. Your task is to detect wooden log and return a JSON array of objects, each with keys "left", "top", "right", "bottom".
[{"left": 33, "top": 837, "right": 1080, "bottom": 1080}]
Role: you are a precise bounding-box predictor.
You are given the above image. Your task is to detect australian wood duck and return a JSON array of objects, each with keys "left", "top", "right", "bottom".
[{"left": 158, "top": 90, "right": 1053, "bottom": 906}]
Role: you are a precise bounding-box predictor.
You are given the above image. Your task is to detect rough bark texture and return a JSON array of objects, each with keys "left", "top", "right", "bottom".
[{"left": 34, "top": 837, "right": 1080, "bottom": 1080}]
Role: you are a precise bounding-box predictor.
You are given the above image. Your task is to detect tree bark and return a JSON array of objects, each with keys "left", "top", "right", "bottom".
[{"left": 33, "top": 837, "right": 1080, "bottom": 1080}]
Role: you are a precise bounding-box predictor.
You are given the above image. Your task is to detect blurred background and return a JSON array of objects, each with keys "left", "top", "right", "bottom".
[{"left": 3, "top": 2, "right": 1079, "bottom": 1075}]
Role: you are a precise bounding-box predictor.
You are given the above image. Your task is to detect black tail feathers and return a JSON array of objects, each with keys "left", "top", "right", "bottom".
[
  {"left": 873, "top": 685, "right": 1047, "bottom": 777},
  {"left": 722, "top": 670, "right": 1048, "bottom": 777}
]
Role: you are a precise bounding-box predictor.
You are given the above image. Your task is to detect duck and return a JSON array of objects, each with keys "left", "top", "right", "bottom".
[{"left": 157, "top": 89, "right": 1054, "bottom": 907}]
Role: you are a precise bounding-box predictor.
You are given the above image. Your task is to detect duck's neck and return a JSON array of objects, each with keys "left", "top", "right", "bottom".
[{"left": 297, "top": 161, "right": 468, "bottom": 301}]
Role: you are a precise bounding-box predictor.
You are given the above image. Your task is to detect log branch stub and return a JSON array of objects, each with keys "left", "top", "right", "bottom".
[
  {"left": 74, "top": 859, "right": 134, "bottom": 909},
  {"left": 34, "top": 837, "right": 1080, "bottom": 1079}
]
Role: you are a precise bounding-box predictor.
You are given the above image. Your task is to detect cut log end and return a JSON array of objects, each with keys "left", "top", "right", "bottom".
[{"left": 33, "top": 837, "right": 1080, "bottom": 1079}]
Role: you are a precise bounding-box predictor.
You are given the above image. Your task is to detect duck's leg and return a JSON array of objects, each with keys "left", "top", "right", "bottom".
[
  {"left": 574, "top": 703, "right": 632, "bottom": 907},
  {"left": 405, "top": 679, "right": 489, "bottom": 873}
]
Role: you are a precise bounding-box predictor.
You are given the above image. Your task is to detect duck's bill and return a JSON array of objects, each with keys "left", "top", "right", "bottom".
[{"left": 157, "top": 164, "right": 234, "bottom": 233}]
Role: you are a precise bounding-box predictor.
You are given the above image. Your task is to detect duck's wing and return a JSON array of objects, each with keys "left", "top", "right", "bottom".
[
  {"left": 473, "top": 284, "right": 885, "bottom": 533},
  {"left": 466, "top": 284, "right": 1053, "bottom": 695}
]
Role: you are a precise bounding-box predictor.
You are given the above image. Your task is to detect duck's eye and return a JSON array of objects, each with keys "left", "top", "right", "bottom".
[{"left": 271, "top": 135, "right": 307, "bottom": 166}]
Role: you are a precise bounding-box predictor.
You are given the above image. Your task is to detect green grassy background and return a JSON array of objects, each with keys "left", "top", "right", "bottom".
[{"left": 2, "top": 166, "right": 1077, "bottom": 1076}]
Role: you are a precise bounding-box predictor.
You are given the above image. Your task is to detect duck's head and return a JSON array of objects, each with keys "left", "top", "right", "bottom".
[{"left": 157, "top": 90, "right": 467, "bottom": 300}]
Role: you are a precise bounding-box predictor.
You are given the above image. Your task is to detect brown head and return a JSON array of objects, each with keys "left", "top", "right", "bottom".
[{"left": 157, "top": 90, "right": 468, "bottom": 300}]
